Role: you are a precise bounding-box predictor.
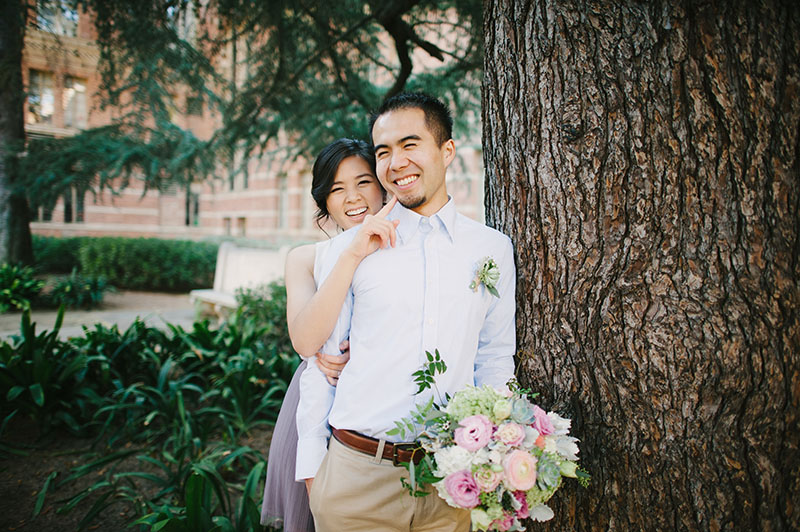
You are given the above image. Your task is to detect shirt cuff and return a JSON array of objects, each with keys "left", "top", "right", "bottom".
[{"left": 295, "top": 436, "right": 329, "bottom": 481}]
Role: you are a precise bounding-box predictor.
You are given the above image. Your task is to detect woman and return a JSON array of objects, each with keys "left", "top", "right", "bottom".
[{"left": 261, "top": 138, "right": 398, "bottom": 531}]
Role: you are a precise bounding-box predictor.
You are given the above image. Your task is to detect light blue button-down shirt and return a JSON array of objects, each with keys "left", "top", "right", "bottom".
[{"left": 296, "top": 199, "right": 516, "bottom": 480}]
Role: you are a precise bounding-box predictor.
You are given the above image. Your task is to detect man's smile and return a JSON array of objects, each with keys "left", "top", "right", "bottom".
[{"left": 394, "top": 174, "right": 419, "bottom": 189}]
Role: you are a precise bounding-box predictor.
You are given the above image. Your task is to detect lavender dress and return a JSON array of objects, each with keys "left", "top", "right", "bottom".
[
  {"left": 262, "top": 240, "right": 337, "bottom": 531},
  {"left": 260, "top": 359, "right": 315, "bottom": 531}
]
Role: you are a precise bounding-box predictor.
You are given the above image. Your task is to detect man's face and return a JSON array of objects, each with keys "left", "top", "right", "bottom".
[{"left": 371, "top": 108, "right": 455, "bottom": 217}]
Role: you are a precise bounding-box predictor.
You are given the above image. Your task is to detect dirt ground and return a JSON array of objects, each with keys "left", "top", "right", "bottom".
[
  {"left": 0, "top": 418, "right": 137, "bottom": 532},
  {"left": 0, "top": 418, "right": 274, "bottom": 532},
  {"left": 0, "top": 290, "right": 196, "bottom": 340}
]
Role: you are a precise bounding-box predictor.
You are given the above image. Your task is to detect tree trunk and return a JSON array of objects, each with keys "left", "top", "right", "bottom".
[
  {"left": 483, "top": 1, "right": 799, "bottom": 530},
  {"left": 0, "top": 0, "right": 34, "bottom": 265}
]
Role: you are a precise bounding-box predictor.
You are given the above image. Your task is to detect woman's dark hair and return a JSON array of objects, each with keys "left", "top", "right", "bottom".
[{"left": 311, "top": 138, "right": 378, "bottom": 228}]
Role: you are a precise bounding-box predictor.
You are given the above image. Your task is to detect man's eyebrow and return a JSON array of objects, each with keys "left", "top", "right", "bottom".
[{"left": 373, "top": 135, "right": 423, "bottom": 153}]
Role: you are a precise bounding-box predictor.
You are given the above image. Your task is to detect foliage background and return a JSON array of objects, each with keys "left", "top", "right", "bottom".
[{"left": 0, "top": 283, "right": 295, "bottom": 530}]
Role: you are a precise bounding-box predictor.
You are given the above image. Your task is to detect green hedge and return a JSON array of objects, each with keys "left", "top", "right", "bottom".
[
  {"left": 34, "top": 236, "right": 218, "bottom": 291},
  {"left": 78, "top": 237, "right": 218, "bottom": 291},
  {"left": 32, "top": 235, "right": 86, "bottom": 274}
]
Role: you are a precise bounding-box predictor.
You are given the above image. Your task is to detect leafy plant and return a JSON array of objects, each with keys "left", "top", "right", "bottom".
[
  {"left": 134, "top": 455, "right": 267, "bottom": 532},
  {"left": 0, "top": 309, "right": 94, "bottom": 433},
  {"left": 235, "top": 282, "right": 297, "bottom": 386},
  {"left": 74, "top": 319, "right": 178, "bottom": 391},
  {"left": 0, "top": 263, "right": 44, "bottom": 313},
  {"left": 2, "top": 283, "right": 298, "bottom": 529},
  {"left": 47, "top": 270, "right": 112, "bottom": 309}
]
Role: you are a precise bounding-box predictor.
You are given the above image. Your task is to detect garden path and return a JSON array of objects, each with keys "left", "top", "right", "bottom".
[{"left": 0, "top": 291, "right": 195, "bottom": 340}]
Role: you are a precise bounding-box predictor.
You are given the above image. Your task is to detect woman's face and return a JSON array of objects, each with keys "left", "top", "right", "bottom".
[{"left": 325, "top": 155, "right": 384, "bottom": 230}]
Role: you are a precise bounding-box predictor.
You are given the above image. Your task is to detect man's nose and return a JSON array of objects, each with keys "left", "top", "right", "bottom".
[{"left": 390, "top": 151, "right": 408, "bottom": 171}]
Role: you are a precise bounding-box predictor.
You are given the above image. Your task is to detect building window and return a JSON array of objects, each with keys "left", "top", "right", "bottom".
[
  {"left": 63, "top": 191, "right": 72, "bottom": 223},
  {"left": 27, "top": 70, "right": 55, "bottom": 125},
  {"left": 62, "top": 187, "right": 85, "bottom": 224},
  {"left": 41, "top": 204, "right": 53, "bottom": 222},
  {"left": 63, "top": 76, "right": 87, "bottom": 129},
  {"left": 75, "top": 188, "right": 85, "bottom": 222},
  {"left": 223, "top": 217, "right": 231, "bottom": 235},
  {"left": 229, "top": 147, "right": 249, "bottom": 190},
  {"left": 185, "top": 190, "right": 199, "bottom": 226},
  {"left": 237, "top": 217, "right": 246, "bottom": 237},
  {"left": 36, "top": 0, "right": 79, "bottom": 37}
]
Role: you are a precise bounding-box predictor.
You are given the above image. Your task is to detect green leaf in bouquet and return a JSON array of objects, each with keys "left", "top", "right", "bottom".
[
  {"left": 399, "top": 454, "right": 442, "bottom": 497},
  {"left": 576, "top": 467, "right": 591, "bottom": 488},
  {"left": 414, "top": 350, "right": 448, "bottom": 396}
]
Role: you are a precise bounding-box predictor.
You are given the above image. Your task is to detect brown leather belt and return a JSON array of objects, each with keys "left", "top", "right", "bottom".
[{"left": 332, "top": 428, "right": 425, "bottom": 466}]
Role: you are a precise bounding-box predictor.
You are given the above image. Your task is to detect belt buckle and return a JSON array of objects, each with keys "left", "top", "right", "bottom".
[{"left": 391, "top": 443, "right": 420, "bottom": 466}]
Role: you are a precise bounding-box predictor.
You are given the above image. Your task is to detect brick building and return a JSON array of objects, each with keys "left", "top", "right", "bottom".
[{"left": 25, "top": 4, "right": 486, "bottom": 246}]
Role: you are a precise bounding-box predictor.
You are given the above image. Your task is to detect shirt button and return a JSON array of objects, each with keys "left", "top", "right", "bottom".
[
  {"left": 420, "top": 218, "right": 432, "bottom": 233},
  {"left": 427, "top": 318, "right": 434, "bottom": 325}
]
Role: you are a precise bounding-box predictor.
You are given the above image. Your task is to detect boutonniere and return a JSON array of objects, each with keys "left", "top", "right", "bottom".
[{"left": 469, "top": 256, "right": 500, "bottom": 297}]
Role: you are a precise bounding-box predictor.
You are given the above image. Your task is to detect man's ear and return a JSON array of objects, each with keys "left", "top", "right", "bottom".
[{"left": 441, "top": 139, "right": 456, "bottom": 168}]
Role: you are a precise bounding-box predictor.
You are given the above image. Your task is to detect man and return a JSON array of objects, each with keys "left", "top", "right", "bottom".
[{"left": 296, "top": 92, "right": 516, "bottom": 531}]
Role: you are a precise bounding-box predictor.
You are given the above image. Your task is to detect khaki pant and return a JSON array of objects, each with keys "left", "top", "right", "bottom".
[{"left": 309, "top": 436, "right": 470, "bottom": 532}]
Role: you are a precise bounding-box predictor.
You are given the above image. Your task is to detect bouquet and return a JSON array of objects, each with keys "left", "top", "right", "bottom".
[{"left": 389, "top": 351, "right": 589, "bottom": 531}]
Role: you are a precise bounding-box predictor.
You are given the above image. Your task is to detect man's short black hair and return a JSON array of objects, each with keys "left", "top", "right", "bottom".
[{"left": 369, "top": 92, "right": 453, "bottom": 146}]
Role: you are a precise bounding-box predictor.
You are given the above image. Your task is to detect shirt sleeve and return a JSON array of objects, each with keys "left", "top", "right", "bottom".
[
  {"left": 295, "top": 352, "right": 335, "bottom": 480},
  {"left": 295, "top": 233, "right": 355, "bottom": 480},
  {"left": 473, "top": 235, "right": 517, "bottom": 389}
]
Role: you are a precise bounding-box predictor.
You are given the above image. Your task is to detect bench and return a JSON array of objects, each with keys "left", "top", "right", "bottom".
[{"left": 190, "top": 242, "right": 290, "bottom": 318}]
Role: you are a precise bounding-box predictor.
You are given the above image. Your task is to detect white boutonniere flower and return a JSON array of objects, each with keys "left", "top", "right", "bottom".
[{"left": 469, "top": 257, "right": 500, "bottom": 298}]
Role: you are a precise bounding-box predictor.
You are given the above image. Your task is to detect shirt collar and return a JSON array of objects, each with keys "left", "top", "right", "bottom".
[{"left": 388, "top": 197, "right": 457, "bottom": 244}]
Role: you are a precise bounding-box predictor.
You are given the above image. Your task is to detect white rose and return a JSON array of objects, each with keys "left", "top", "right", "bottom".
[
  {"left": 555, "top": 435, "right": 580, "bottom": 461},
  {"left": 433, "top": 446, "right": 473, "bottom": 476},
  {"left": 529, "top": 503, "right": 555, "bottom": 522},
  {"left": 547, "top": 412, "right": 571, "bottom": 435}
]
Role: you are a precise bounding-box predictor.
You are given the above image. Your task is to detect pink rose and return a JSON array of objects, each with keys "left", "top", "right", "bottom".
[
  {"left": 443, "top": 470, "right": 480, "bottom": 508},
  {"left": 473, "top": 467, "right": 502, "bottom": 492},
  {"left": 514, "top": 490, "right": 530, "bottom": 519},
  {"left": 494, "top": 422, "right": 525, "bottom": 446},
  {"left": 491, "top": 513, "right": 515, "bottom": 531},
  {"left": 532, "top": 405, "right": 554, "bottom": 435},
  {"left": 454, "top": 414, "right": 494, "bottom": 452},
  {"left": 503, "top": 450, "right": 538, "bottom": 491}
]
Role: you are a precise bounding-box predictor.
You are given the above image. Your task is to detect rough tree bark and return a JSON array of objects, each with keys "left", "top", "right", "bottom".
[
  {"left": 0, "top": 0, "right": 33, "bottom": 265},
  {"left": 483, "top": 1, "right": 798, "bottom": 530}
]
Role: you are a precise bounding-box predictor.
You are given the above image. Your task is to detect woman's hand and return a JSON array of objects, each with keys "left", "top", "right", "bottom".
[
  {"left": 315, "top": 339, "right": 350, "bottom": 386},
  {"left": 344, "top": 196, "right": 400, "bottom": 261}
]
